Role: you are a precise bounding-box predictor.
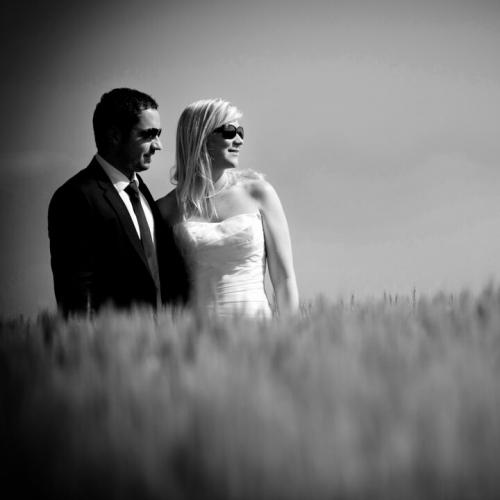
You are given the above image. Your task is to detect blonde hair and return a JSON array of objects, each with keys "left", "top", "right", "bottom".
[{"left": 173, "top": 98, "right": 242, "bottom": 220}]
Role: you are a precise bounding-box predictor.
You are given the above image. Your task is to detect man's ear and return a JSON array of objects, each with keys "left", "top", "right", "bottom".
[{"left": 107, "top": 126, "right": 122, "bottom": 146}]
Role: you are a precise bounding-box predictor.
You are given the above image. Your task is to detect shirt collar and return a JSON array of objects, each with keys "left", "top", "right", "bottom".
[{"left": 95, "top": 153, "right": 138, "bottom": 193}]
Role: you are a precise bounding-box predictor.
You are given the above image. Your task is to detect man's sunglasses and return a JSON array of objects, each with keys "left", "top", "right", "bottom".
[{"left": 212, "top": 124, "right": 244, "bottom": 140}]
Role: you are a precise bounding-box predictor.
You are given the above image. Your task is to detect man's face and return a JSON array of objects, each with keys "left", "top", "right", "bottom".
[{"left": 117, "top": 108, "right": 162, "bottom": 176}]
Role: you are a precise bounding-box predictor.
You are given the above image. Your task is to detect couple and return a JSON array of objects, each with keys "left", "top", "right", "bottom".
[{"left": 48, "top": 88, "right": 299, "bottom": 318}]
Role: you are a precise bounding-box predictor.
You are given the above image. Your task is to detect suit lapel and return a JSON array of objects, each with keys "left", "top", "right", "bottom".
[
  {"left": 137, "top": 175, "right": 164, "bottom": 258},
  {"left": 137, "top": 175, "right": 160, "bottom": 229},
  {"left": 90, "top": 160, "right": 152, "bottom": 275},
  {"left": 138, "top": 175, "right": 168, "bottom": 257}
]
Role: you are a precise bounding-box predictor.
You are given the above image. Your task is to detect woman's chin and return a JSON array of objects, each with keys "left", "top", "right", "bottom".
[{"left": 215, "top": 159, "right": 238, "bottom": 170}]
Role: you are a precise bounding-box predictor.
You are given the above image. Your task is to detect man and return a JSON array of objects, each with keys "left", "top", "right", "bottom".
[{"left": 48, "top": 88, "right": 189, "bottom": 316}]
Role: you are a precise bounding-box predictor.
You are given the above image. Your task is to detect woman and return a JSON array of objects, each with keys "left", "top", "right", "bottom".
[{"left": 157, "top": 98, "right": 298, "bottom": 317}]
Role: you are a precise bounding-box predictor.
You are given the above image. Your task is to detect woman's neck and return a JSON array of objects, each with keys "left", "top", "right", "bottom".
[
  {"left": 212, "top": 169, "right": 228, "bottom": 190},
  {"left": 205, "top": 169, "right": 230, "bottom": 199}
]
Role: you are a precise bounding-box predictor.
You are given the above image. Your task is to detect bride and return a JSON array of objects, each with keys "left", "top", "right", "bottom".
[{"left": 157, "top": 98, "right": 298, "bottom": 318}]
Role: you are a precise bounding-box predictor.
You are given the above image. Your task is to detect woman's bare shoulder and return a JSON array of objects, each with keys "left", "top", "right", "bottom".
[
  {"left": 231, "top": 168, "right": 271, "bottom": 200},
  {"left": 242, "top": 177, "right": 275, "bottom": 202},
  {"left": 156, "top": 189, "right": 181, "bottom": 226}
]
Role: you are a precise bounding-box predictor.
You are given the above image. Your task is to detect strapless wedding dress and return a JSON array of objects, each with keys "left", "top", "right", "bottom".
[{"left": 173, "top": 212, "right": 272, "bottom": 318}]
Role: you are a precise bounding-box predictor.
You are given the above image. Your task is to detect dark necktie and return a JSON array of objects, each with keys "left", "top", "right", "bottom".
[{"left": 125, "top": 181, "right": 161, "bottom": 304}]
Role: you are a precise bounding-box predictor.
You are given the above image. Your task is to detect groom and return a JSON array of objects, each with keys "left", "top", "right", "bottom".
[{"left": 48, "top": 88, "right": 189, "bottom": 316}]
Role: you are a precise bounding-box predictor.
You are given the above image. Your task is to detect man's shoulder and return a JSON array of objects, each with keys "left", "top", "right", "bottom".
[
  {"left": 56, "top": 159, "right": 103, "bottom": 193},
  {"left": 157, "top": 189, "right": 180, "bottom": 226},
  {"left": 157, "top": 189, "right": 177, "bottom": 205},
  {"left": 50, "top": 159, "right": 105, "bottom": 210}
]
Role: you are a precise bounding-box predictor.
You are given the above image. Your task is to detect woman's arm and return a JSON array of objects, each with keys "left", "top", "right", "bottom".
[{"left": 252, "top": 180, "right": 299, "bottom": 315}]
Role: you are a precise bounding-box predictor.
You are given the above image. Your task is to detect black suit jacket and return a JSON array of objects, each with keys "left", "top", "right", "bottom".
[{"left": 48, "top": 158, "right": 189, "bottom": 315}]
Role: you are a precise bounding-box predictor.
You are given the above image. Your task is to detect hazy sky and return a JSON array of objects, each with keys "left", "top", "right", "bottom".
[{"left": 1, "top": 0, "right": 500, "bottom": 316}]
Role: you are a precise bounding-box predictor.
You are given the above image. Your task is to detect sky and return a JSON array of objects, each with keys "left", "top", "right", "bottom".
[{"left": 1, "top": 0, "right": 500, "bottom": 316}]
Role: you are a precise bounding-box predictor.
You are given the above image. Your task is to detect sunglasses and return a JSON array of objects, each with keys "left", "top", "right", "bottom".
[{"left": 212, "top": 124, "right": 244, "bottom": 140}]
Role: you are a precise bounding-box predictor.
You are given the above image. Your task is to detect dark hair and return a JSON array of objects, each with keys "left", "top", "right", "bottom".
[{"left": 92, "top": 88, "right": 158, "bottom": 152}]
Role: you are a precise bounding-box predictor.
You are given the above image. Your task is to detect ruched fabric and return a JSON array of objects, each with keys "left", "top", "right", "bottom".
[{"left": 174, "top": 212, "right": 272, "bottom": 318}]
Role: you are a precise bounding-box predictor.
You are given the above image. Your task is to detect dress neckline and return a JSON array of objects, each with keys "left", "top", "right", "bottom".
[{"left": 180, "top": 211, "right": 261, "bottom": 226}]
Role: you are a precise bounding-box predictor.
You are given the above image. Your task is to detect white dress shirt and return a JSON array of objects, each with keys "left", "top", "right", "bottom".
[{"left": 95, "top": 154, "right": 156, "bottom": 244}]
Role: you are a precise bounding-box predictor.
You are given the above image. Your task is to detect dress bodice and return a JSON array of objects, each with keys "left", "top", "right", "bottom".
[{"left": 173, "top": 212, "right": 272, "bottom": 318}]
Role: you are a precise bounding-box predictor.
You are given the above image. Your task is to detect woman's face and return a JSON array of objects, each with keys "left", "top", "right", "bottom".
[{"left": 206, "top": 120, "right": 244, "bottom": 171}]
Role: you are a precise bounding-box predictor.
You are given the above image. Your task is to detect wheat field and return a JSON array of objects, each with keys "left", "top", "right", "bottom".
[{"left": 2, "top": 288, "right": 500, "bottom": 499}]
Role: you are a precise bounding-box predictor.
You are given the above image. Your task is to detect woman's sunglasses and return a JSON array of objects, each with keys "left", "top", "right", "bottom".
[{"left": 212, "top": 124, "right": 244, "bottom": 140}]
